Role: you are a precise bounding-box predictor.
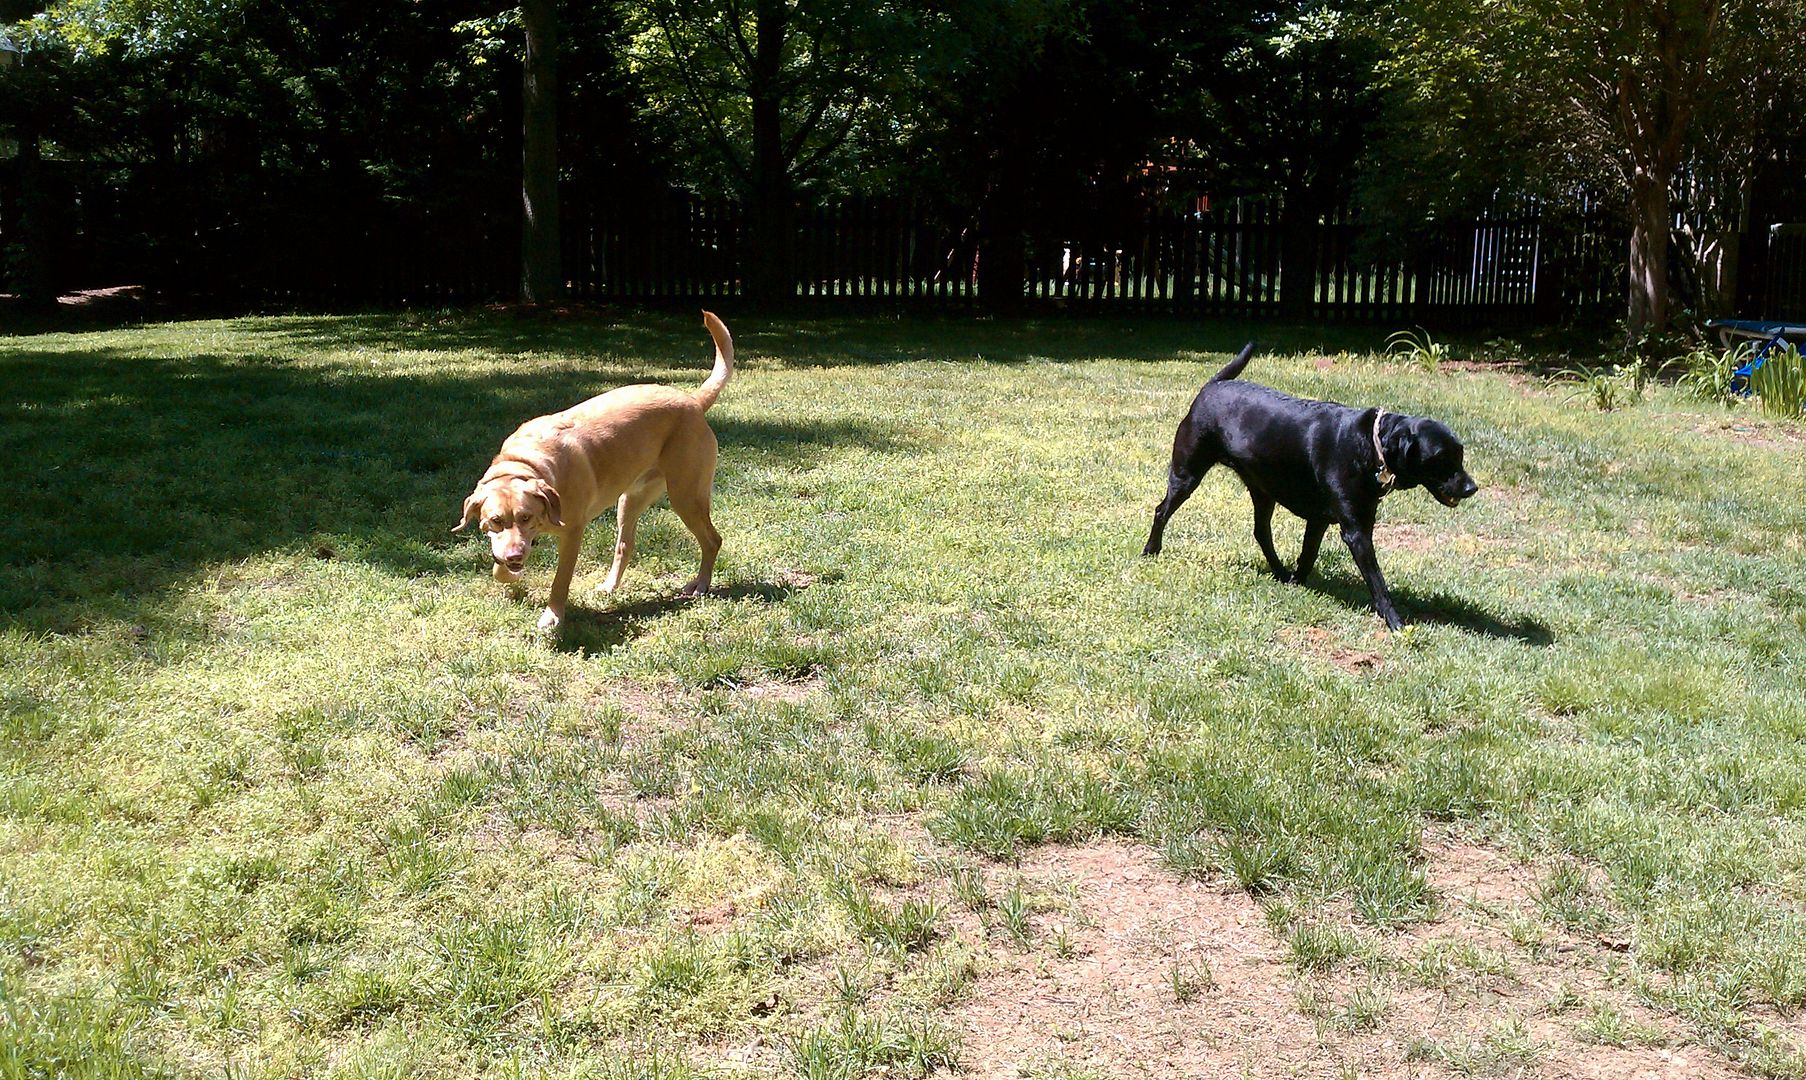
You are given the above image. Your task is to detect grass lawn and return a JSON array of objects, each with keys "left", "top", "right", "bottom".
[{"left": 4, "top": 309, "right": 1806, "bottom": 1079}]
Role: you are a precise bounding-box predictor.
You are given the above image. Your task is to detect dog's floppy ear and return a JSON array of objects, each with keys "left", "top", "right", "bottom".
[
  {"left": 452, "top": 490, "right": 484, "bottom": 532},
  {"left": 1380, "top": 416, "right": 1423, "bottom": 488},
  {"left": 530, "top": 480, "right": 563, "bottom": 527},
  {"left": 1395, "top": 426, "right": 1421, "bottom": 471}
]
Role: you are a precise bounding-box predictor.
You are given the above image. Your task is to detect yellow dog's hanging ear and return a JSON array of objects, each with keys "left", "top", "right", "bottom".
[
  {"left": 530, "top": 480, "right": 563, "bottom": 527},
  {"left": 451, "top": 490, "right": 483, "bottom": 532}
]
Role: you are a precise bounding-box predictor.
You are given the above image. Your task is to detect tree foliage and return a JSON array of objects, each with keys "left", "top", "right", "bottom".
[
  {"left": 3, "top": 0, "right": 524, "bottom": 296},
  {"left": 4, "top": 0, "right": 1803, "bottom": 320},
  {"left": 1376, "top": 0, "right": 1806, "bottom": 332},
  {"left": 622, "top": 0, "right": 922, "bottom": 197}
]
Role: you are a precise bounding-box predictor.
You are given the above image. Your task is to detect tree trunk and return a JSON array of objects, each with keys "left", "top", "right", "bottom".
[
  {"left": 520, "top": 0, "right": 561, "bottom": 304},
  {"left": 1626, "top": 164, "right": 1670, "bottom": 337},
  {"left": 977, "top": 158, "right": 1027, "bottom": 313},
  {"left": 747, "top": 0, "right": 794, "bottom": 303},
  {"left": 10, "top": 107, "right": 55, "bottom": 309},
  {"left": 976, "top": 205, "right": 1025, "bottom": 313}
]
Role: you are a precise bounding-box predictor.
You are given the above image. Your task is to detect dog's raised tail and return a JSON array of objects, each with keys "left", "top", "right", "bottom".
[
  {"left": 694, "top": 311, "right": 735, "bottom": 411},
  {"left": 1208, "top": 342, "right": 1256, "bottom": 383}
]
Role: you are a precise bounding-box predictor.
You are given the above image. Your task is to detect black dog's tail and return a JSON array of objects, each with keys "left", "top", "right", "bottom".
[{"left": 1208, "top": 342, "right": 1257, "bottom": 383}]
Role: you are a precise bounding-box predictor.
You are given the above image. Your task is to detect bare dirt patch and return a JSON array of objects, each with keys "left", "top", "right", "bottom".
[
  {"left": 1282, "top": 626, "right": 1385, "bottom": 675},
  {"left": 1374, "top": 523, "right": 1503, "bottom": 557},
  {"left": 592, "top": 678, "right": 704, "bottom": 754},
  {"left": 949, "top": 839, "right": 1752, "bottom": 1079},
  {"left": 594, "top": 782, "right": 678, "bottom": 823},
  {"left": 596, "top": 678, "right": 684, "bottom": 721},
  {"left": 1691, "top": 417, "right": 1806, "bottom": 450},
  {"left": 1383, "top": 836, "right": 1748, "bottom": 1080},
  {"left": 771, "top": 567, "right": 825, "bottom": 590},
  {"left": 1377, "top": 523, "right": 1443, "bottom": 553},
  {"left": 953, "top": 840, "right": 1328, "bottom": 1079},
  {"left": 1423, "top": 836, "right": 1539, "bottom": 910}
]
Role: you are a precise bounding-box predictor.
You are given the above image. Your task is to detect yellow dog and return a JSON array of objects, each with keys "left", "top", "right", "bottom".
[{"left": 455, "top": 312, "right": 733, "bottom": 631}]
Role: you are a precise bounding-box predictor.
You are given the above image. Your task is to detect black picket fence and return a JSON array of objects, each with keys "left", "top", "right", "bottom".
[
  {"left": 562, "top": 191, "right": 1627, "bottom": 323},
  {"left": 1765, "top": 225, "right": 1806, "bottom": 320},
  {"left": 8, "top": 164, "right": 1802, "bottom": 322},
  {"left": 0, "top": 159, "right": 519, "bottom": 307}
]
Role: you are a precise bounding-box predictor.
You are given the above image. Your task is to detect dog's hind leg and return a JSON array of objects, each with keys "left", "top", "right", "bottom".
[
  {"left": 1143, "top": 465, "right": 1208, "bottom": 556},
  {"left": 661, "top": 423, "right": 722, "bottom": 597},
  {"left": 669, "top": 483, "right": 721, "bottom": 597},
  {"left": 601, "top": 474, "right": 666, "bottom": 594},
  {"left": 1250, "top": 494, "right": 1291, "bottom": 581},
  {"left": 1293, "top": 519, "right": 1329, "bottom": 585}
]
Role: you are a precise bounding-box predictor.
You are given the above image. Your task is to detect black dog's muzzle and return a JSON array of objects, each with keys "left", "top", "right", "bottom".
[{"left": 1433, "top": 476, "right": 1480, "bottom": 507}]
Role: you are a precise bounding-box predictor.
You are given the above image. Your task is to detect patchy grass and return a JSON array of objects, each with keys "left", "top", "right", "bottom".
[{"left": 3, "top": 310, "right": 1806, "bottom": 1077}]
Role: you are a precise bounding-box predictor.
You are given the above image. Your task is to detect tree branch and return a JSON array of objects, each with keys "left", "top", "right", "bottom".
[{"left": 649, "top": 4, "right": 752, "bottom": 184}]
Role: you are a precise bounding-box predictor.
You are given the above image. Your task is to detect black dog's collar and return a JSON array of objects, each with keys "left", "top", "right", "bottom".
[{"left": 1372, "top": 410, "right": 1396, "bottom": 495}]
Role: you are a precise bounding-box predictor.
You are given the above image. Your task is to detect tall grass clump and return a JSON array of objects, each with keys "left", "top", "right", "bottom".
[{"left": 1751, "top": 342, "right": 1806, "bottom": 418}]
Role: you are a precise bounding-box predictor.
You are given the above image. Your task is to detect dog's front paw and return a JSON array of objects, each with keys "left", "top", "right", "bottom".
[
  {"left": 537, "top": 608, "right": 563, "bottom": 632},
  {"left": 678, "top": 579, "right": 711, "bottom": 598}
]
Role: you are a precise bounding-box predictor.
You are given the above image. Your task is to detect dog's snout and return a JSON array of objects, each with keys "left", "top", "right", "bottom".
[{"left": 1460, "top": 476, "right": 1479, "bottom": 498}]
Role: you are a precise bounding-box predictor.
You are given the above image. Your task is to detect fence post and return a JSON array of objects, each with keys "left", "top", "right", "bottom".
[{"left": 1412, "top": 239, "right": 1435, "bottom": 325}]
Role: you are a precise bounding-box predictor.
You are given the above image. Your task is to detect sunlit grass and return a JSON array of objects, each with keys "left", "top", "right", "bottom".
[{"left": 3, "top": 309, "right": 1806, "bottom": 1076}]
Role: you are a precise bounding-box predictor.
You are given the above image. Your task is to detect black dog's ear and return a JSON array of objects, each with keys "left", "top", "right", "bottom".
[
  {"left": 1380, "top": 416, "right": 1423, "bottom": 487},
  {"left": 1395, "top": 424, "right": 1422, "bottom": 471}
]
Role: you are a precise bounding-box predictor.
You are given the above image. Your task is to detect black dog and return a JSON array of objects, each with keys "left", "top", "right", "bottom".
[{"left": 1142, "top": 343, "right": 1479, "bottom": 630}]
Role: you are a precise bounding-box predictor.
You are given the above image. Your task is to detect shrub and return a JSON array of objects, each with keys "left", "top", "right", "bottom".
[
  {"left": 1751, "top": 342, "right": 1806, "bottom": 419},
  {"left": 1553, "top": 361, "right": 1648, "bottom": 411},
  {"left": 1385, "top": 328, "right": 1449, "bottom": 373},
  {"left": 1674, "top": 343, "right": 1749, "bottom": 406}
]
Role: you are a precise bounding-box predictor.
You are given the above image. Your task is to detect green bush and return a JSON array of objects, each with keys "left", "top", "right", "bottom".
[
  {"left": 1384, "top": 327, "right": 1449, "bottom": 373},
  {"left": 1674, "top": 342, "right": 1749, "bottom": 406}
]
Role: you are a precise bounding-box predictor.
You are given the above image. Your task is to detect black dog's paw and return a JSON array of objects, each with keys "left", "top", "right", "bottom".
[{"left": 1141, "top": 543, "right": 1161, "bottom": 557}]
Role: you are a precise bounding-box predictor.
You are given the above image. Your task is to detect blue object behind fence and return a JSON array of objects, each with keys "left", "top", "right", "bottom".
[{"left": 1707, "top": 320, "right": 1806, "bottom": 395}]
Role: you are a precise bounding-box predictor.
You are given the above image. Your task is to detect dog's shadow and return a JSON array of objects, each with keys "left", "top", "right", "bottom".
[
  {"left": 1294, "top": 569, "right": 1552, "bottom": 645},
  {"left": 548, "top": 575, "right": 828, "bottom": 654}
]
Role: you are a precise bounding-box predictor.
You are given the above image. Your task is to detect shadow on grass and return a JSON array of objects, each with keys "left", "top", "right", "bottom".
[
  {"left": 1395, "top": 587, "right": 1552, "bottom": 644},
  {"left": 3, "top": 341, "right": 902, "bottom": 631},
  {"left": 1304, "top": 571, "right": 1553, "bottom": 644},
  {"left": 241, "top": 307, "right": 1394, "bottom": 369},
  {"left": 551, "top": 578, "right": 812, "bottom": 655}
]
